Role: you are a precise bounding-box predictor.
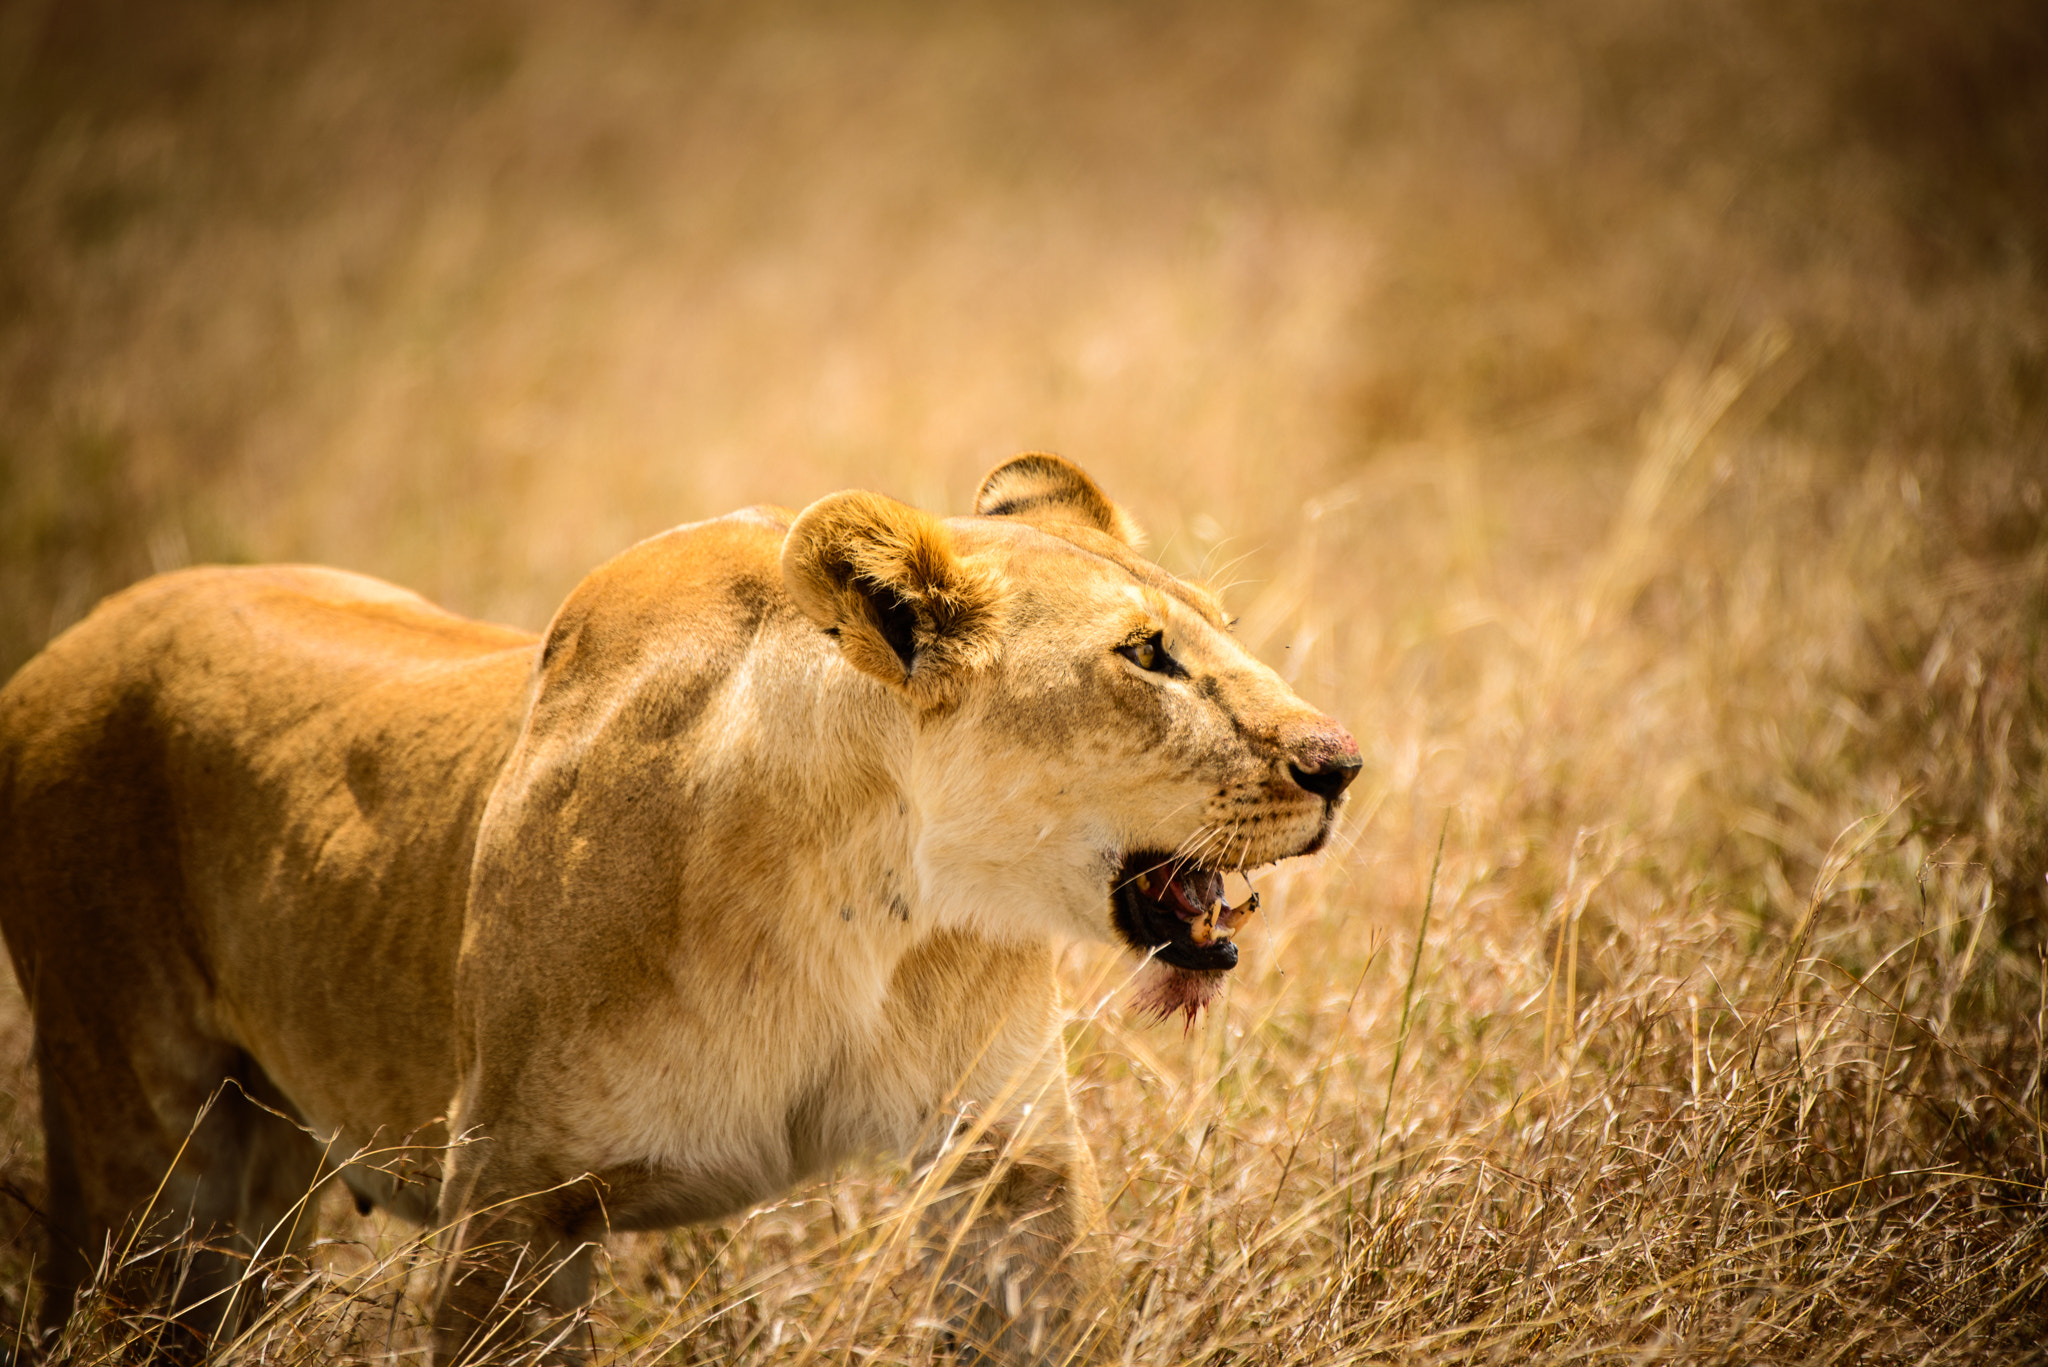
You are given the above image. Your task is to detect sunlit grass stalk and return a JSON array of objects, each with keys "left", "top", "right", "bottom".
[{"left": 1370, "top": 813, "right": 1448, "bottom": 1202}]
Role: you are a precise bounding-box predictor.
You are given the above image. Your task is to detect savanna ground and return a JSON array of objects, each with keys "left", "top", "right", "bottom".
[{"left": 3, "top": 0, "right": 2047, "bottom": 1361}]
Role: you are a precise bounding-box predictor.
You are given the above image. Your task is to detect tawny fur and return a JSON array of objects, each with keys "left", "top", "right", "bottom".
[{"left": 0, "top": 455, "right": 1354, "bottom": 1363}]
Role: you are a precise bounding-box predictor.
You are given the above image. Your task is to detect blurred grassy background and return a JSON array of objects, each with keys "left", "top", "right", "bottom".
[
  {"left": 3, "top": 0, "right": 2048, "bottom": 1361},
  {"left": 4, "top": 0, "right": 2041, "bottom": 663}
]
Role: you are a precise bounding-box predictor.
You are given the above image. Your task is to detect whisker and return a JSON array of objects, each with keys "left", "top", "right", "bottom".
[
  {"left": 1167, "top": 827, "right": 1225, "bottom": 877},
  {"left": 1169, "top": 824, "right": 1217, "bottom": 861},
  {"left": 1167, "top": 823, "right": 1219, "bottom": 862}
]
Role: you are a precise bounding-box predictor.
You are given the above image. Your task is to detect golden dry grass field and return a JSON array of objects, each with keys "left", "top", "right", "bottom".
[{"left": 3, "top": 0, "right": 2047, "bottom": 1361}]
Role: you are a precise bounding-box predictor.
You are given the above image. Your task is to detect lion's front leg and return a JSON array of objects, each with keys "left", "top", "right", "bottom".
[
  {"left": 430, "top": 1139, "right": 602, "bottom": 1367},
  {"left": 916, "top": 1090, "right": 1114, "bottom": 1366}
]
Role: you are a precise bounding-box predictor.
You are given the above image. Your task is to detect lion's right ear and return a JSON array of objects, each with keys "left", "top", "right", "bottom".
[
  {"left": 973, "top": 452, "right": 1145, "bottom": 547},
  {"left": 782, "top": 491, "right": 1004, "bottom": 701}
]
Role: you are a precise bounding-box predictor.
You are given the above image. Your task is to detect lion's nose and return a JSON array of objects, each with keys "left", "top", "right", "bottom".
[
  {"left": 1284, "top": 722, "right": 1361, "bottom": 801},
  {"left": 1288, "top": 755, "right": 1360, "bottom": 800}
]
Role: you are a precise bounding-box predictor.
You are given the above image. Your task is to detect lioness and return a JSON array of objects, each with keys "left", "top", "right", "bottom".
[{"left": 0, "top": 454, "right": 1357, "bottom": 1362}]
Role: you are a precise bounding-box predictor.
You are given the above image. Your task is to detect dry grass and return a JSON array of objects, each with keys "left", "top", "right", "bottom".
[{"left": 2, "top": 0, "right": 2046, "bottom": 1361}]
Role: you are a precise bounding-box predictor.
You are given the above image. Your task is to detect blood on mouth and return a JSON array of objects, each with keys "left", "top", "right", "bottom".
[{"left": 1122, "top": 861, "right": 1264, "bottom": 1027}]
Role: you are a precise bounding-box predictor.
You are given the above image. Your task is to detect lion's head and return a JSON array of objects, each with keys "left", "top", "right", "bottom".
[{"left": 782, "top": 453, "right": 1359, "bottom": 1020}]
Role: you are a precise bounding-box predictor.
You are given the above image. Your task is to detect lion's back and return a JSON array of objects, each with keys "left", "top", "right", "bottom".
[
  {"left": 0, "top": 563, "right": 538, "bottom": 857},
  {"left": 0, "top": 564, "right": 541, "bottom": 1141}
]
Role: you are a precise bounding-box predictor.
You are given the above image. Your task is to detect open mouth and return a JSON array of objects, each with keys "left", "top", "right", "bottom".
[{"left": 1109, "top": 853, "right": 1260, "bottom": 973}]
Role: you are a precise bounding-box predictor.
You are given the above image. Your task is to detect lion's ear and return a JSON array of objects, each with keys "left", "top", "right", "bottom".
[
  {"left": 973, "top": 452, "right": 1145, "bottom": 547},
  {"left": 782, "top": 490, "right": 1005, "bottom": 698}
]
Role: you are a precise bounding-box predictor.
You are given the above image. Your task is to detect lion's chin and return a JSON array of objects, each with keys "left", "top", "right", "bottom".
[{"left": 1130, "top": 958, "right": 1228, "bottom": 1029}]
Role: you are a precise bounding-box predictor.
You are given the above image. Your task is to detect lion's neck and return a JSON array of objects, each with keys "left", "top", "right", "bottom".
[{"left": 704, "top": 638, "right": 942, "bottom": 987}]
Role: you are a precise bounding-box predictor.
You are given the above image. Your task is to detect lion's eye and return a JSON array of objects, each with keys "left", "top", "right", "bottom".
[{"left": 1118, "top": 634, "right": 1173, "bottom": 674}]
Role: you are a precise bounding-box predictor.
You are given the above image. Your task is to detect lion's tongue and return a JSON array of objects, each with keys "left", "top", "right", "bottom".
[{"left": 1141, "top": 866, "right": 1223, "bottom": 921}]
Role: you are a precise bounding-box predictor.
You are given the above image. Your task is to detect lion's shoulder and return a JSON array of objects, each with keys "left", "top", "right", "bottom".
[{"left": 533, "top": 506, "right": 800, "bottom": 681}]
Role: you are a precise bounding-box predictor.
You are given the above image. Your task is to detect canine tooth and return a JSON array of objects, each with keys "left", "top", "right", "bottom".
[{"left": 1216, "top": 891, "right": 1261, "bottom": 934}]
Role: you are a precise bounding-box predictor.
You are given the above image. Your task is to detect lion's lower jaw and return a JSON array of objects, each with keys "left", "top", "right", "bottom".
[{"left": 1128, "top": 957, "right": 1227, "bottom": 1027}]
